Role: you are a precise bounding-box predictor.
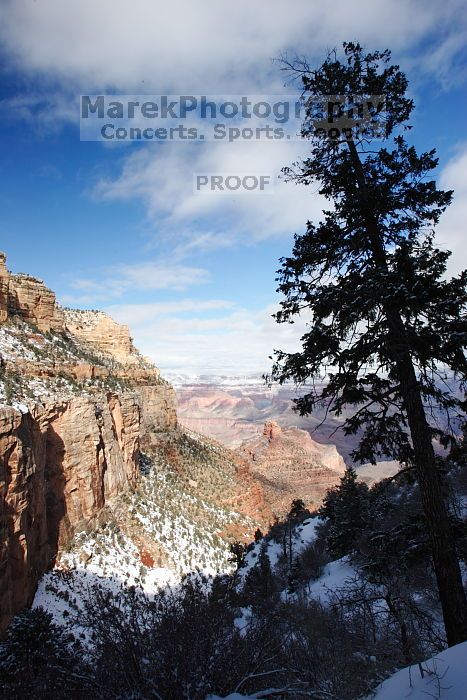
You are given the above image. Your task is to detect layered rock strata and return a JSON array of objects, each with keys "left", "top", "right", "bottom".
[
  {"left": 0, "top": 251, "right": 178, "bottom": 633},
  {"left": 240, "top": 421, "right": 346, "bottom": 514}
]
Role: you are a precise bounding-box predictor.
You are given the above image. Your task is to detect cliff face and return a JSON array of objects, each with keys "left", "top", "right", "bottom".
[
  {"left": 0, "top": 393, "right": 144, "bottom": 634},
  {"left": 8, "top": 274, "right": 65, "bottom": 333},
  {"left": 0, "top": 251, "right": 178, "bottom": 634},
  {"left": 138, "top": 384, "right": 178, "bottom": 450},
  {"left": 0, "top": 254, "right": 8, "bottom": 324},
  {"left": 0, "top": 385, "right": 178, "bottom": 635},
  {"left": 0, "top": 408, "right": 49, "bottom": 637},
  {"left": 0, "top": 253, "right": 65, "bottom": 333},
  {"left": 63, "top": 309, "right": 150, "bottom": 369}
]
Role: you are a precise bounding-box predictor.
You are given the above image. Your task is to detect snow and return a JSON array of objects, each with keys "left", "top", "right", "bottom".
[
  {"left": 164, "top": 372, "right": 265, "bottom": 387},
  {"left": 32, "top": 446, "right": 253, "bottom": 644},
  {"left": 206, "top": 643, "right": 467, "bottom": 700},
  {"left": 305, "top": 557, "right": 357, "bottom": 601},
  {"left": 0, "top": 319, "right": 135, "bottom": 406},
  {"left": 32, "top": 526, "right": 178, "bottom": 645},
  {"left": 366, "top": 642, "right": 467, "bottom": 700}
]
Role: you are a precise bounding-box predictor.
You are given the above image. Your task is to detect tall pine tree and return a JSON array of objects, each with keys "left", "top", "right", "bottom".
[{"left": 271, "top": 43, "right": 467, "bottom": 645}]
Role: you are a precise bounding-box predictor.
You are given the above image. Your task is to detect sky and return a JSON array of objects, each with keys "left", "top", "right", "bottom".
[{"left": 0, "top": 0, "right": 466, "bottom": 377}]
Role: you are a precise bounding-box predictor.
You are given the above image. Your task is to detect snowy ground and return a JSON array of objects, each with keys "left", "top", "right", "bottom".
[
  {"left": 0, "top": 319, "right": 132, "bottom": 406},
  {"left": 33, "top": 525, "right": 178, "bottom": 646},
  {"left": 206, "top": 641, "right": 467, "bottom": 699},
  {"left": 32, "top": 451, "right": 249, "bottom": 644},
  {"left": 365, "top": 641, "right": 467, "bottom": 700},
  {"left": 238, "top": 516, "right": 321, "bottom": 582}
]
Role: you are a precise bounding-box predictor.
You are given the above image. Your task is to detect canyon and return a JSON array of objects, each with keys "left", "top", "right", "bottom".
[
  {"left": 0, "top": 252, "right": 178, "bottom": 634},
  {"left": 175, "top": 377, "right": 355, "bottom": 460},
  {"left": 240, "top": 420, "right": 346, "bottom": 514},
  {"left": 0, "top": 252, "right": 348, "bottom": 635}
]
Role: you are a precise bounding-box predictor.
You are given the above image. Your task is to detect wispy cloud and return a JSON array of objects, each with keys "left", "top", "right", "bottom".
[
  {"left": 61, "top": 260, "right": 210, "bottom": 304},
  {"left": 438, "top": 142, "right": 467, "bottom": 276},
  {"left": 91, "top": 139, "right": 324, "bottom": 252}
]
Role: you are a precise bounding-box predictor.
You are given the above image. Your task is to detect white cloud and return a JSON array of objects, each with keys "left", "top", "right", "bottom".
[
  {"left": 3, "top": 0, "right": 466, "bottom": 377},
  {"left": 107, "top": 300, "right": 311, "bottom": 375},
  {"left": 106, "top": 299, "right": 234, "bottom": 322},
  {"left": 438, "top": 143, "right": 467, "bottom": 277},
  {"left": 61, "top": 260, "right": 210, "bottom": 304},
  {"left": 1, "top": 0, "right": 466, "bottom": 94},
  {"left": 92, "top": 139, "right": 324, "bottom": 248}
]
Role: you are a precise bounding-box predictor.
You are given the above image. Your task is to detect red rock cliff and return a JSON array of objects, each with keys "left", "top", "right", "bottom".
[{"left": 0, "top": 392, "right": 146, "bottom": 634}]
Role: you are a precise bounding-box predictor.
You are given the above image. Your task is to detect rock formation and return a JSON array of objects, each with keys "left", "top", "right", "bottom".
[
  {"left": 240, "top": 421, "right": 346, "bottom": 515},
  {"left": 0, "top": 386, "right": 177, "bottom": 634},
  {"left": 0, "top": 408, "right": 49, "bottom": 637},
  {"left": 8, "top": 274, "right": 65, "bottom": 333},
  {"left": 64, "top": 309, "right": 149, "bottom": 368},
  {"left": 0, "top": 252, "right": 65, "bottom": 332},
  {"left": 0, "top": 251, "right": 178, "bottom": 633}
]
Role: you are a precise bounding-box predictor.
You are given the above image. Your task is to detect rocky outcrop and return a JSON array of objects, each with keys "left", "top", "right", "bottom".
[
  {"left": 8, "top": 274, "right": 65, "bottom": 333},
  {"left": 138, "top": 384, "right": 177, "bottom": 449},
  {"left": 0, "top": 393, "right": 143, "bottom": 634},
  {"left": 0, "top": 408, "right": 49, "bottom": 639},
  {"left": 0, "top": 378, "right": 179, "bottom": 635},
  {"left": 64, "top": 309, "right": 152, "bottom": 369},
  {"left": 240, "top": 421, "right": 346, "bottom": 515},
  {"left": 0, "top": 252, "right": 65, "bottom": 332}
]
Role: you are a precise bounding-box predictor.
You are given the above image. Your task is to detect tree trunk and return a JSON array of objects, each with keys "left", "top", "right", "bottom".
[
  {"left": 395, "top": 347, "right": 467, "bottom": 646},
  {"left": 347, "top": 139, "right": 467, "bottom": 646}
]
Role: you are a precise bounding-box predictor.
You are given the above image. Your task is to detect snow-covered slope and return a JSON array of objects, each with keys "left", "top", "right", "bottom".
[
  {"left": 32, "top": 438, "right": 257, "bottom": 642},
  {"left": 366, "top": 641, "right": 467, "bottom": 700},
  {"left": 207, "top": 643, "right": 467, "bottom": 700}
]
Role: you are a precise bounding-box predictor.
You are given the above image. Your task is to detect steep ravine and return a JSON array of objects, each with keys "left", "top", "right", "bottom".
[
  {"left": 0, "top": 251, "right": 345, "bottom": 636},
  {"left": 0, "top": 388, "right": 177, "bottom": 635}
]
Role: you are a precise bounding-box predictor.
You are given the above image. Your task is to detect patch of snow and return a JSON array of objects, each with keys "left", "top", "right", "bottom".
[
  {"left": 366, "top": 641, "right": 467, "bottom": 700},
  {"left": 305, "top": 557, "right": 357, "bottom": 602}
]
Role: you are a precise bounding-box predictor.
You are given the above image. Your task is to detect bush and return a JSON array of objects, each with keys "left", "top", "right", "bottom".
[{"left": 0, "top": 607, "right": 90, "bottom": 698}]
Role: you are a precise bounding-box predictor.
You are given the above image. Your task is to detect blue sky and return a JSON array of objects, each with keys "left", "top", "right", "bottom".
[{"left": 0, "top": 0, "right": 466, "bottom": 375}]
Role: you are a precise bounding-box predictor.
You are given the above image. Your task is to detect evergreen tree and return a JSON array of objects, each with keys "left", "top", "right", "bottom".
[
  {"left": 272, "top": 42, "right": 467, "bottom": 645},
  {"left": 319, "top": 467, "right": 370, "bottom": 558},
  {"left": 243, "top": 547, "right": 277, "bottom": 609},
  {"left": 229, "top": 540, "right": 248, "bottom": 568},
  {"left": 288, "top": 498, "right": 308, "bottom": 522},
  {"left": 287, "top": 556, "right": 302, "bottom": 594},
  {"left": 254, "top": 528, "right": 264, "bottom": 543},
  {"left": 0, "top": 607, "right": 87, "bottom": 697}
]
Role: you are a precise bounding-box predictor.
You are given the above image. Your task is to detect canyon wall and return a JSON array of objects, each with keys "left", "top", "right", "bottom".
[
  {"left": 0, "top": 395, "right": 135, "bottom": 634},
  {"left": 0, "top": 385, "right": 177, "bottom": 635},
  {"left": 63, "top": 308, "right": 149, "bottom": 368},
  {"left": 8, "top": 274, "right": 65, "bottom": 333},
  {"left": 0, "top": 251, "right": 178, "bottom": 633},
  {"left": 0, "top": 253, "right": 64, "bottom": 333},
  {"left": 0, "top": 254, "right": 8, "bottom": 324}
]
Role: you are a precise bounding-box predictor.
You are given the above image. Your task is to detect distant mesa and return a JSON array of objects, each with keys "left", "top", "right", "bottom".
[{"left": 240, "top": 420, "right": 346, "bottom": 514}]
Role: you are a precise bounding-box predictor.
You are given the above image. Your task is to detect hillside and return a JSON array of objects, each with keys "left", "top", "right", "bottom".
[{"left": 0, "top": 252, "right": 268, "bottom": 635}]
